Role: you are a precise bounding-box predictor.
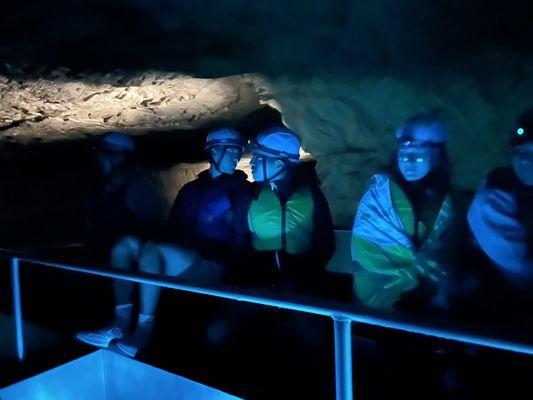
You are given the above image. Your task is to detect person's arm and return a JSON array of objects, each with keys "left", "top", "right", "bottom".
[
  {"left": 164, "top": 183, "right": 200, "bottom": 246},
  {"left": 352, "top": 234, "right": 417, "bottom": 280},
  {"left": 352, "top": 234, "right": 419, "bottom": 308},
  {"left": 125, "top": 178, "right": 166, "bottom": 237},
  {"left": 351, "top": 183, "right": 417, "bottom": 279},
  {"left": 308, "top": 186, "right": 336, "bottom": 271},
  {"left": 218, "top": 182, "right": 253, "bottom": 262},
  {"left": 229, "top": 182, "right": 254, "bottom": 244},
  {"left": 416, "top": 195, "right": 460, "bottom": 284},
  {"left": 468, "top": 183, "right": 533, "bottom": 278}
]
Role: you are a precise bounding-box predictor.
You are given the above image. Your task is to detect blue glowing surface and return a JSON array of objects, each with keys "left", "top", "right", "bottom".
[{"left": 0, "top": 350, "right": 241, "bottom": 400}]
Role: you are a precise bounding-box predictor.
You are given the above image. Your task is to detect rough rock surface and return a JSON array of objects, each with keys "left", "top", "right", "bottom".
[{"left": 0, "top": 72, "right": 266, "bottom": 142}]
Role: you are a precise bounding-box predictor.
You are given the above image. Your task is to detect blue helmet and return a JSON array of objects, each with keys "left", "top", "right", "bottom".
[
  {"left": 205, "top": 128, "right": 244, "bottom": 151},
  {"left": 97, "top": 131, "right": 135, "bottom": 153},
  {"left": 250, "top": 126, "right": 301, "bottom": 163},
  {"left": 396, "top": 114, "right": 447, "bottom": 147}
]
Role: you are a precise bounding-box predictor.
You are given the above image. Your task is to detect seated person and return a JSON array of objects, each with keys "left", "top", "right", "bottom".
[
  {"left": 468, "top": 108, "right": 533, "bottom": 306},
  {"left": 163, "top": 127, "right": 252, "bottom": 272},
  {"left": 77, "top": 128, "right": 252, "bottom": 357},
  {"left": 351, "top": 114, "right": 459, "bottom": 311},
  {"left": 83, "top": 131, "right": 166, "bottom": 256},
  {"left": 246, "top": 126, "right": 335, "bottom": 292},
  {"left": 76, "top": 131, "right": 165, "bottom": 351}
]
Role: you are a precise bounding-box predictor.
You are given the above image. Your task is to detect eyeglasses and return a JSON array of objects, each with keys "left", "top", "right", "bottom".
[
  {"left": 397, "top": 149, "right": 430, "bottom": 163},
  {"left": 399, "top": 155, "right": 425, "bottom": 163},
  {"left": 211, "top": 145, "right": 242, "bottom": 154},
  {"left": 224, "top": 146, "right": 242, "bottom": 154}
]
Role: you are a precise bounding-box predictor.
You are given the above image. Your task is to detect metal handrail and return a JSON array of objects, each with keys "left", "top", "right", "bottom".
[{"left": 6, "top": 254, "right": 533, "bottom": 399}]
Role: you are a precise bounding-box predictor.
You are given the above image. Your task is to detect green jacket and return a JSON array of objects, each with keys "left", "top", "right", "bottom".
[{"left": 248, "top": 185, "right": 315, "bottom": 255}]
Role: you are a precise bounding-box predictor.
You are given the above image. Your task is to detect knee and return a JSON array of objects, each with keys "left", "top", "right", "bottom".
[
  {"left": 111, "top": 236, "right": 141, "bottom": 269},
  {"left": 138, "top": 243, "right": 163, "bottom": 274},
  {"left": 163, "top": 245, "right": 198, "bottom": 277}
]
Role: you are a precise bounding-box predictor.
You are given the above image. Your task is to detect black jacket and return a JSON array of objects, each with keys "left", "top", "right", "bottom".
[{"left": 85, "top": 164, "right": 166, "bottom": 248}]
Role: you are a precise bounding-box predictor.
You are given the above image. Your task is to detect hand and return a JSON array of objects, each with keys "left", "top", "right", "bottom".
[
  {"left": 414, "top": 252, "right": 447, "bottom": 283},
  {"left": 384, "top": 268, "right": 418, "bottom": 289}
]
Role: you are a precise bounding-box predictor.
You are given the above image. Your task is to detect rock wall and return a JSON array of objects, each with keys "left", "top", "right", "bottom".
[
  {"left": 263, "top": 61, "right": 533, "bottom": 226},
  {"left": 0, "top": 72, "right": 265, "bottom": 142}
]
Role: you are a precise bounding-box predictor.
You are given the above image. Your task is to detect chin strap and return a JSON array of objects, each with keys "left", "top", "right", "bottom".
[
  {"left": 262, "top": 157, "right": 287, "bottom": 185},
  {"left": 209, "top": 147, "right": 229, "bottom": 174}
]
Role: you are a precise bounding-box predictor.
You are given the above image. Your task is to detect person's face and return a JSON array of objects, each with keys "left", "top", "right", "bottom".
[
  {"left": 210, "top": 145, "right": 241, "bottom": 175},
  {"left": 96, "top": 151, "right": 126, "bottom": 175},
  {"left": 513, "top": 142, "right": 533, "bottom": 186},
  {"left": 397, "top": 145, "right": 437, "bottom": 182},
  {"left": 250, "top": 153, "right": 285, "bottom": 182}
]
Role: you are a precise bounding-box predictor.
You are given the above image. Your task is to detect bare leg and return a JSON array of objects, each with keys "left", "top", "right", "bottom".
[
  {"left": 115, "top": 243, "right": 198, "bottom": 357},
  {"left": 110, "top": 236, "right": 140, "bottom": 329},
  {"left": 76, "top": 236, "right": 140, "bottom": 348},
  {"left": 137, "top": 243, "right": 163, "bottom": 316}
]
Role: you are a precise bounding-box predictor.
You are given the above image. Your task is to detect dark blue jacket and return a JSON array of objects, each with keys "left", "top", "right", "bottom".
[{"left": 164, "top": 170, "right": 252, "bottom": 265}]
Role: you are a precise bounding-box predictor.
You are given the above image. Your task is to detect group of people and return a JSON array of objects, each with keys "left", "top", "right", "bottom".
[
  {"left": 352, "top": 108, "right": 533, "bottom": 318},
  {"left": 75, "top": 107, "right": 533, "bottom": 357},
  {"left": 77, "top": 126, "right": 334, "bottom": 357}
]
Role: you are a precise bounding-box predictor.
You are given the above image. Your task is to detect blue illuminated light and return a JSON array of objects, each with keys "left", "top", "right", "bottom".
[
  {"left": 517, "top": 127, "right": 525, "bottom": 136},
  {"left": 11, "top": 258, "right": 24, "bottom": 361},
  {"left": 0, "top": 350, "right": 240, "bottom": 400}
]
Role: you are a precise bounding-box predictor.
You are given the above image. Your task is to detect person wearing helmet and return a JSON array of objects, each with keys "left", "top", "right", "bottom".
[
  {"left": 468, "top": 108, "right": 533, "bottom": 293},
  {"left": 77, "top": 131, "right": 166, "bottom": 352},
  {"left": 162, "top": 127, "right": 251, "bottom": 259},
  {"left": 78, "top": 127, "right": 252, "bottom": 358},
  {"left": 84, "top": 131, "right": 166, "bottom": 253},
  {"left": 247, "top": 126, "right": 335, "bottom": 289},
  {"left": 351, "top": 114, "right": 459, "bottom": 311}
]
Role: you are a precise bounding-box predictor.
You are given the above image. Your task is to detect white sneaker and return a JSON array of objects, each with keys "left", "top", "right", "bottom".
[
  {"left": 115, "top": 324, "right": 153, "bottom": 358},
  {"left": 76, "top": 326, "right": 124, "bottom": 348},
  {"left": 115, "top": 339, "right": 139, "bottom": 358}
]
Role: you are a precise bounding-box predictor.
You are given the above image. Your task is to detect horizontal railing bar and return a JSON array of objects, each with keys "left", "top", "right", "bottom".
[{"left": 7, "top": 255, "right": 533, "bottom": 356}]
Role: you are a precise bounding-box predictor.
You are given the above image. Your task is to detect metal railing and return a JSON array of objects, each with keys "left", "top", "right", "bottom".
[{"left": 6, "top": 254, "right": 533, "bottom": 400}]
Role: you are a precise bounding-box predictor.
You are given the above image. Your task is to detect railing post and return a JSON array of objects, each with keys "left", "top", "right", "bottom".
[
  {"left": 333, "top": 315, "right": 353, "bottom": 400},
  {"left": 11, "top": 257, "right": 24, "bottom": 361}
]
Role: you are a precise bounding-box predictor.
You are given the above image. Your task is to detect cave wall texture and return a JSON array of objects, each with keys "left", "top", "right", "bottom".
[{"left": 1, "top": 0, "right": 532, "bottom": 234}]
